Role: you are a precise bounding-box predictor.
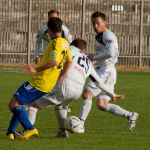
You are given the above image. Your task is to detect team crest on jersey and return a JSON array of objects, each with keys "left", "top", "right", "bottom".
[{"left": 62, "top": 43, "right": 69, "bottom": 49}]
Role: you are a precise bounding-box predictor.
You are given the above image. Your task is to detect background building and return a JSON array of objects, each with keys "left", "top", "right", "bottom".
[{"left": 0, "top": 0, "right": 150, "bottom": 68}]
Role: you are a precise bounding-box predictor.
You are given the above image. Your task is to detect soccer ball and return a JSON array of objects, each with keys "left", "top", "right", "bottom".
[{"left": 64, "top": 116, "right": 81, "bottom": 133}]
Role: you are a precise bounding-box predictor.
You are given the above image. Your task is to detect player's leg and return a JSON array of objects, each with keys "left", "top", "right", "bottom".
[
  {"left": 100, "top": 65, "right": 139, "bottom": 131},
  {"left": 78, "top": 79, "right": 102, "bottom": 133},
  {"left": 14, "top": 103, "right": 40, "bottom": 137},
  {"left": 97, "top": 96, "right": 139, "bottom": 131},
  {"left": 55, "top": 104, "right": 69, "bottom": 138},
  {"left": 26, "top": 92, "right": 60, "bottom": 125},
  {"left": 7, "top": 82, "right": 45, "bottom": 140},
  {"left": 7, "top": 104, "right": 19, "bottom": 140},
  {"left": 7, "top": 96, "right": 36, "bottom": 140},
  {"left": 97, "top": 95, "right": 131, "bottom": 117},
  {"left": 97, "top": 65, "right": 138, "bottom": 131},
  {"left": 79, "top": 89, "right": 93, "bottom": 121},
  {"left": 32, "top": 92, "right": 69, "bottom": 137},
  {"left": 26, "top": 106, "right": 38, "bottom": 125},
  {"left": 55, "top": 80, "right": 83, "bottom": 137}
]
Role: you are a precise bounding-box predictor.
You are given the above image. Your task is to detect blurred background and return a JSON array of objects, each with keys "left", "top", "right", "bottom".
[{"left": 0, "top": 0, "right": 150, "bottom": 68}]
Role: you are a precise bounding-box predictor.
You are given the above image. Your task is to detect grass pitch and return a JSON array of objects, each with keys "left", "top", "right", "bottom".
[{"left": 0, "top": 70, "right": 150, "bottom": 150}]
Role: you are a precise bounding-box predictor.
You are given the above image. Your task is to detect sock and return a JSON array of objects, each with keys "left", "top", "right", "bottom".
[
  {"left": 106, "top": 103, "right": 130, "bottom": 118},
  {"left": 79, "top": 99, "right": 92, "bottom": 121},
  {"left": 26, "top": 106, "right": 38, "bottom": 125},
  {"left": 7, "top": 115, "right": 19, "bottom": 134},
  {"left": 12, "top": 106, "right": 34, "bottom": 130},
  {"left": 55, "top": 105, "right": 68, "bottom": 130}
]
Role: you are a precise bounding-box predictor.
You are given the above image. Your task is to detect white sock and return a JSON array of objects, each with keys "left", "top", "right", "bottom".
[
  {"left": 79, "top": 99, "right": 92, "bottom": 121},
  {"left": 106, "top": 103, "right": 130, "bottom": 118},
  {"left": 26, "top": 106, "right": 38, "bottom": 125},
  {"left": 55, "top": 105, "right": 68, "bottom": 130}
]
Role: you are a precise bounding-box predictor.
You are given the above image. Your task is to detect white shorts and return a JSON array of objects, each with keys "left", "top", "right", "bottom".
[
  {"left": 86, "top": 64, "right": 117, "bottom": 101},
  {"left": 35, "top": 79, "right": 83, "bottom": 109},
  {"left": 34, "top": 92, "right": 60, "bottom": 109}
]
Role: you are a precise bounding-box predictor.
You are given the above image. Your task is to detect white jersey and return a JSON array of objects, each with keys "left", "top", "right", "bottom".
[
  {"left": 94, "top": 29, "right": 119, "bottom": 67},
  {"left": 35, "top": 24, "right": 72, "bottom": 57},
  {"left": 86, "top": 29, "right": 118, "bottom": 101},
  {"left": 34, "top": 46, "right": 116, "bottom": 108}
]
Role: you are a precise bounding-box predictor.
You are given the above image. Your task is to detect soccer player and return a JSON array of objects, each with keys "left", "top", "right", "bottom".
[
  {"left": 35, "top": 9, "right": 72, "bottom": 64},
  {"left": 6, "top": 17, "right": 72, "bottom": 140},
  {"left": 27, "top": 38, "right": 123, "bottom": 138},
  {"left": 78, "top": 11, "right": 139, "bottom": 133}
]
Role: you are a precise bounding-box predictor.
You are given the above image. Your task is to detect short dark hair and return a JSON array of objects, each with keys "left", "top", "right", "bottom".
[
  {"left": 48, "top": 10, "right": 59, "bottom": 16},
  {"left": 71, "top": 38, "right": 87, "bottom": 51},
  {"left": 91, "top": 11, "right": 106, "bottom": 21},
  {"left": 47, "top": 17, "right": 62, "bottom": 33}
]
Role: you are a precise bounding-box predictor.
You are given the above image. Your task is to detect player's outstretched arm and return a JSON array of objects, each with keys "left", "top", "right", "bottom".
[
  {"left": 24, "top": 65, "right": 36, "bottom": 74},
  {"left": 24, "top": 60, "right": 58, "bottom": 74},
  {"left": 36, "top": 60, "right": 58, "bottom": 72}
]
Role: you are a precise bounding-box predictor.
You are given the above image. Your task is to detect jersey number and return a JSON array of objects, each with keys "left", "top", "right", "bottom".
[
  {"left": 57, "top": 50, "right": 66, "bottom": 69},
  {"left": 77, "top": 55, "right": 90, "bottom": 73}
]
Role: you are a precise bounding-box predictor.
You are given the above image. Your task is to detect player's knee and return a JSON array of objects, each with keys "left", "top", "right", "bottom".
[
  {"left": 55, "top": 104, "right": 63, "bottom": 110},
  {"left": 8, "top": 100, "right": 14, "bottom": 111},
  {"left": 82, "top": 89, "right": 93, "bottom": 100},
  {"left": 8, "top": 96, "right": 20, "bottom": 111},
  {"left": 97, "top": 100, "right": 107, "bottom": 111},
  {"left": 97, "top": 104, "right": 106, "bottom": 111},
  {"left": 8, "top": 101, "right": 11, "bottom": 110}
]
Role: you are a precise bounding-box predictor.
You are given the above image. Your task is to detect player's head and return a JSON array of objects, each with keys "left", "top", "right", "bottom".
[
  {"left": 47, "top": 17, "right": 63, "bottom": 38},
  {"left": 48, "top": 10, "right": 59, "bottom": 20},
  {"left": 91, "top": 11, "right": 106, "bottom": 33},
  {"left": 71, "top": 38, "right": 87, "bottom": 52}
]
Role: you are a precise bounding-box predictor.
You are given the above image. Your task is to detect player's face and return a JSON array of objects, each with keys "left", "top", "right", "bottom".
[
  {"left": 92, "top": 17, "right": 106, "bottom": 33},
  {"left": 48, "top": 13, "right": 59, "bottom": 20}
]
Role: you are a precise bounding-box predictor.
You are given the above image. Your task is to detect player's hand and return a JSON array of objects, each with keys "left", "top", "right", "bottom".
[
  {"left": 23, "top": 65, "right": 37, "bottom": 74},
  {"left": 58, "top": 75, "right": 65, "bottom": 82},
  {"left": 88, "top": 53, "right": 94, "bottom": 61},
  {"left": 35, "top": 56, "right": 40, "bottom": 65},
  {"left": 112, "top": 94, "right": 125, "bottom": 102}
]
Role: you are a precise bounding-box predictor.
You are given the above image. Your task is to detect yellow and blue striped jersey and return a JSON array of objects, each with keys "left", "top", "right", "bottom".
[{"left": 29, "top": 37, "right": 72, "bottom": 93}]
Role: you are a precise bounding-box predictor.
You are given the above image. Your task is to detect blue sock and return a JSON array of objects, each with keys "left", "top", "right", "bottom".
[
  {"left": 7, "top": 115, "right": 19, "bottom": 134},
  {"left": 12, "top": 106, "right": 34, "bottom": 130}
]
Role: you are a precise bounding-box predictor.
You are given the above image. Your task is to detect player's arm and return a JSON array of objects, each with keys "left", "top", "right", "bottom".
[
  {"left": 89, "top": 65, "right": 123, "bottom": 101},
  {"left": 89, "top": 35, "right": 118, "bottom": 61},
  {"left": 36, "top": 60, "right": 58, "bottom": 72},
  {"left": 24, "top": 60, "right": 58, "bottom": 74},
  {"left": 35, "top": 29, "right": 44, "bottom": 57},
  {"left": 35, "top": 29, "right": 44, "bottom": 64},
  {"left": 58, "top": 60, "right": 72, "bottom": 81},
  {"left": 62, "top": 25, "right": 72, "bottom": 44},
  {"left": 25, "top": 46, "right": 61, "bottom": 73}
]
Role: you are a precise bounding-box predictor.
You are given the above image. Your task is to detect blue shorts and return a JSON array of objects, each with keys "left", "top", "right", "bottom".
[{"left": 13, "top": 81, "right": 46, "bottom": 105}]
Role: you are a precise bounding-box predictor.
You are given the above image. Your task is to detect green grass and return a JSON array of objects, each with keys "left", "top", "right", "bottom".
[{"left": 0, "top": 70, "right": 150, "bottom": 150}]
